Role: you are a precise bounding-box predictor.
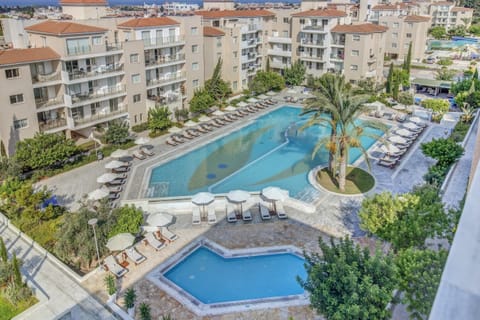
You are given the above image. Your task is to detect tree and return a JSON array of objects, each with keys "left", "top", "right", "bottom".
[
  {"left": 249, "top": 71, "right": 285, "bottom": 94},
  {"left": 204, "top": 58, "right": 231, "bottom": 101},
  {"left": 139, "top": 302, "right": 152, "bottom": 320},
  {"left": 265, "top": 57, "right": 270, "bottom": 72},
  {"left": 148, "top": 105, "right": 172, "bottom": 133},
  {"left": 189, "top": 88, "right": 215, "bottom": 114},
  {"left": 403, "top": 42, "right": 412, "bottom": 76},
  {"left": 283, "top": 61, "right": 306, "bottom": 86},
  {"left": 386, "top": 63, "right": 394, "bottom": 94},
  {"left": 124, "top": 287, "right": 136, "bottom": 309},
  {"left": 421, "top": 99, "right": 450, "bottom": 114},
  {"left": 469, "top": 24, "right": 480, "bottom": 35},
  {"left": 395, "top": 248, "right": 448, "bottom": 319},
  {"left": 398, "top": 92, "right": 414, "bottom": 106},
  {"left": 14, "top": 132, "right": 78, "bottom": 171},
  {"left": 300, "top": 237, "right": 397, "bottom": 320},
  {"left": 421, "top": 138, "right": 464, "bottom": 169},
  {"left": 104, "top": 274, "right": 116, "bottom": 296},
  {"left": 429, "top": 26, "right": 446, "bottom": 39},
  {"left": 105, "top": 120, "right": 130, "bottom": 145},
  {"left": 0, "top": 156, "right": 20, "bottom": 182},
  {"left": 0, "top": 237, "right": 7, "bottom": 263},
  {"left": 108, "top": 205, "right": 143, "bottom": 237},
  {"left": 435, "top": 67, "right": 456, "bottom": 81},
  {"left": 12, "top": 253, "right": 22, "bottom": 287},
  {"left": 448, "top": 25, "right": 467, "bottom": 37}
]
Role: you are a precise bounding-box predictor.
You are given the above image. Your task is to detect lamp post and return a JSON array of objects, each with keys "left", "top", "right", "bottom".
[{"left": 88, "top": 218, "right": 100, "bottom": 267}]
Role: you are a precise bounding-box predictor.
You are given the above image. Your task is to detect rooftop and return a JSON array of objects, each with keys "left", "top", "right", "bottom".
[
  {"left": 195, "top": 9, "right": 275, "bottom": 19},
  {"left": 60, "top": 0, "right": 107, "bottom": 4},
  {"left": 451, "top": 6, "right": 474, "bottom": 11},
  {"left": 291, "top": 8, "right": 347, "bottom": 17},
  {"left": 25, "top": 20, "right": 107, "bottom": 35},
  {"left": 118, "top": 17, "right": 180, "bottom": 28},
  {"left": 430, "top": 1, "right": 455, "bottom": 6},
  {"left": 203, "top": 26, "right": 225, "bottom": 36},
  {"left": 331, "top": 23, "right": 388, "bottom": 34},
  {"left": 371, "top": 3, "right": 411, "bottom": 11},
  {"left": 0, "top": 47, "right": 60, "bottom": 66},
  {"left": 404, "top": 15, "right": 431, "bottom": 22}
]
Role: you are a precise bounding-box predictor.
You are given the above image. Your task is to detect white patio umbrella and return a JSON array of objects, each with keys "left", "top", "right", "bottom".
[
  {"left": 227, "top": 190, "right": 251, "bottom": 213},
  {"left": 146, "top": 212, "right": 173, "bottom": 227},
  {"left": 237, "top": 101, "right": 248, "bottom": 107},
  {"left": 105, "top": 160, "right": 126, "bottom": 169},
  {"left": 225, "top": 105, "right": 236, "bottom": 112},
  {"left": 389, "top": 135, "right": 409, "bottom": 145},
  {"left": 110, "top": 149, "right": 128, "bottom": 158},
  {"left": 198, "top": 115, "right": 212, "bottom": 122},
  {"left": 396, "top": 128, "right": 416, "bottom": 138},
  {"left": 97, "top": 173, "right": 118, "bottom": 184},
  {"left": 212, "top": 110, "right": 225, "bottom": 116},
  {"left": 247, "top": 97, "right": 258, "bottom": 103},
  {"left": 192, "top": 192, "right": 215, "bottom": 215},
  {"left": 261, "top": 186, "right": 289, "bottom": 202},
  {"left": 106, "top": 233, "right": 135, "bottom": 251},
  {"left": 258, "top": 94, "right": 269, "bottom": 100},
  {"left": 87, "top": 188, "right": 109, "bottom": 201},
  {"left": 267, "top": 91, "right": 276, "bottom": 96},
  {"left": 184, "top": 120, "right": 198, "bottom": 127},
  {"left": 134, "top": 137, "right": 150, "bottom": 145},
  {"left": 168, "top": 126, "right": 182, "bottom": 133},
  {"left": 403, "top": 122, "right": 421, "bottom": 131}
]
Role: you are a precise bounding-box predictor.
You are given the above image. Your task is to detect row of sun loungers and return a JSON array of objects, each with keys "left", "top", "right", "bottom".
[
  {"left": 225, "top": 201, "right": 288, "bottom": 223},
  {"left": 132, "top": 146, "right": 155, "bottom": 160}
]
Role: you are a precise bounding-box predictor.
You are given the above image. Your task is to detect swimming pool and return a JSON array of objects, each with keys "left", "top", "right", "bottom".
[
  {"left": 164, "top": 246, "right": 307, "bottom": 304},
  {"left": 148, "top": 106, "right": 383, "bottom": 198}
]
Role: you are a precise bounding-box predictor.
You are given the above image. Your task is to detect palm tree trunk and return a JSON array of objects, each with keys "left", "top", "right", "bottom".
[
  {"left": 328, "top": 128, "right": 336, "bottom": 173},
  {"left": 338, "top": 144, "right": 347, "bottom": 192}
]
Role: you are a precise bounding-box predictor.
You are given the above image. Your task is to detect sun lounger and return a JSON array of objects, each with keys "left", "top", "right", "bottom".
[
  {"left": 196, "top": 126, "right": 209, "bottom": 134},
  {"left": 140, "top": 147, "right": 154, "bottom": 156},
  {"left": 104, "top": 255, "right": 128, "bottom": 278},
  {"left": 105, "top": 185, "right": 122, "bottom": 193},
  {"left": 201, "top": 124, "right": 214, "bottom": 131},
  {"left": 166, "top": 137, "right": 179, "bottom": 146},
  {"left": 276, "top": 202, "right": 288, "bottom": 219},
  {"left": 226, "top": 204, "right": 237, "bottom": 222},
  {"left": 133, "top": 150, "right": 146, "bottom": 160},
  {"left": 214, "top": 118, "right": 227, "bottom": 126},
  {"left": 143, "top": 232, "right": 166, "bottom": 251},
  {"left": 112, "top": 166, "right": 130, "bottom": 173},
  {"left": 259, "top": 203, "right": 271, "bottom": 220},
  {"left": 159, "top": 227, "right": 178, "bottom": 242},
  {"left": 242, "top": 209, "right": 252, "bottom": 221},
  {"left": 108, "top": 193, "right": 120, "bottom": 201},
  {"left": 378, "top": 157, "right": 399, "bottom": 168},
  {"left": 182, "top": 132, "right": 196, "bottom": 139},
  {"left": 192, "top": 206, "right": 201, "bottom": 225},
  {"left": 209, "top": 121, "right": 222, "bottom": 128},
  {"left": 207, "top": 206, "right": 217, "bottom": 224},
  {"left": 187, "top": 129, "right": 201, "bottom": 137},
  {"left": 107, "top": 178, "right": 126, "bottom": 186},
  {"left": 396, "top": 114, "right": 407, "bottom": 122},
  {"left": 172, "top": 135, "right": 185, "bottom": 144},
  {"left": 125, "top": 247, "right": 146, "bottom": 265}
]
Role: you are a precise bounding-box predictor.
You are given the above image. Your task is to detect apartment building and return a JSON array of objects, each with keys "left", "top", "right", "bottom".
[
  {"left": 368, "top": 2, "right": 420, "bottom": 24},
  {"left": 60, "top": 0, "right": 109, "bottom": 20},
  {"left": 266, "top": 9, "right": 296, "bottom": 72},
  {"left": 430, "top": 2, "right": 474, "bottom": 29}
]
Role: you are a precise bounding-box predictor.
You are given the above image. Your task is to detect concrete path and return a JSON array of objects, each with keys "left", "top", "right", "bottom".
[{"left": 0, "top": 220, "right": 115, "bottom": 320}]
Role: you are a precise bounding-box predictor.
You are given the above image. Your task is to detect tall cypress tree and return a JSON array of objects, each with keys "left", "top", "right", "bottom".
[
  {"left": 386, "top": 62, "right": 394, "bottom": 94},
  {"left": 12, "top": 253, "right": 22, "bottom": 286},
  {"left": 403, "top": 42, "right": 412, "bottom": 76},
  {"left": 0, "top": 237, "right": 7, "bottom": 263},
  {"left": 473, "top": 67, "right": 478, "bottom": 80}
]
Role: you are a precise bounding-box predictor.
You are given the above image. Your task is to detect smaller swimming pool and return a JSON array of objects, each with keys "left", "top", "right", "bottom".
[{"left": 163, "top": 245, "right": 307, "bottom": 304}]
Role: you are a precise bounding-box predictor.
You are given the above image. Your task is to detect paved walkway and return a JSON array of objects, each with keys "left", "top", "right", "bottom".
[{"left": 0, "top": 220, "right": 115, "bottom": 320}]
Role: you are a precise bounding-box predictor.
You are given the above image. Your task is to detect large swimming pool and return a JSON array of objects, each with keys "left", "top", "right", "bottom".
[
  {"left": 148, "top": 106, "right": 382, "bottom": 198},
  {"left": 164, "top": 246, "right": 307, "bottom": 304}
]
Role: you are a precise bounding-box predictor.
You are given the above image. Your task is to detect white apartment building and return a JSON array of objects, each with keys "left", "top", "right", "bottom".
[{"left": 430, "top": 2, "right": 474, "bottom": 29}]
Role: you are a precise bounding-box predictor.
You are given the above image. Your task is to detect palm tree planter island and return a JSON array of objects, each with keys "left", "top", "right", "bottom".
[{"left": 310, "top": 165, "right": 375, "bottom": 195}]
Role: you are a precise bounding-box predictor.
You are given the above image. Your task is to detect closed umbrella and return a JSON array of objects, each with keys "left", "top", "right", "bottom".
[
  {"left": 111, "top": 149, "right": 128, "bottom": 158},
  {"left": 225, "top": 105, "right": 236, "bottom": 112},
  {"left": 135, "top": 137, "right": 150, "bottom": 145},
  {"left": 212, "top": 110, "right": 225, "bottom": 116},
  {"left": 168, "top": 126, "right": 182, "bottom": 133},
  {"left": 97, "top": 173, "right": 118, "bottom": 184},
  {"left": 105, "top": 160, "right": 126, "bottom": 169},
  {"left": 262, "top": 187, "right": 289, "bottom": 202},
  {"left": 192, "top": 192, "right": 215, "bottom": 215},
  {"left": 106, "top": 233, "right": 135, "bottom": 251},
  {"left": 146, "top": 212, "right": 174, "bottom": 227},
  {"left": 198, "top": 115, "right": 212, "bottom": 122},
  {"left": 237, "top": 101, "right": 248, "bottom": 107},
  {"left": 87, "top": 188, "right": 109, "bottom": 201},
  {"left": 184, "top": 120, "right": 198, "bottom": 127},
  {"left": 227, "top": 190, "right": 251, "bottom": 213}
]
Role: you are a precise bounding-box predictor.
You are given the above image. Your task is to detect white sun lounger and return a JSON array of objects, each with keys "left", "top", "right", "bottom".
[
  {"left": 276, "top": 202, "right": 288, "bottom": 219},
  {"left": 144, "top": 232, "right": 166, "bottom": 251},
  {"left": 125, "top": 247, "right": 146, "bottom": 265},
  {"left": 259, "top": 203, "right": 271, "bottom": 220},
  {"left": 207, "top": 206, "right": 217, "bottom": 224},
  {"left": 133, "top": 150, "right": 146, "bottom": 160},
  {"left": 104, "top": 255, "right": 128, "bottom": 278},
  {"left": 159, "top": 227, "right": 178, "bottom": 242},
  {"left": 242, "top": 209, "right": 252, "bottom": 221},
  {"left": 192, "top": 206, "right": 201, "bottom": 225},
  {"left": 226, "top": 203, "right": 237, "bottom": 222},
  {"left": 140, "top": 147, "right": 154, "bottom": 156}
]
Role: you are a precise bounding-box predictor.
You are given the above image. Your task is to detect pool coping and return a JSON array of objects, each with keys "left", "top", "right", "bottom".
[{"left": 146, "top": 237, "right": 310, "bottom": 316}]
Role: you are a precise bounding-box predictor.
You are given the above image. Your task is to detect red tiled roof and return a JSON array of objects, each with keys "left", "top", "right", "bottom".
[
  {"left": 451, "top": 6, "right": 474, "bottom": 11},
  {"left": 0, "top": 47, "right": 60, "bottom": 66},
  {"left": 60, "top": 0, "right": 107, "bottom": 4},
  {"left": 195, "top": 9, "right": 275, "bottom": 19},
  {"left": 203, "top": 26, "right": 225, "bottom": 36},
  {"left": 291, "top": 9, "right": 347, "bottom": 18},
  {"left": 118, "top": 17, "right": 180, "bottom": 28},
  {"left": 331, "top": 23, "right": 388, "bottom": 34},
  {"left": 25, "top": 20, "right": 107, "bottom": 35},
  {"left": 430, "top": 1, "right": 455, "bottom": 6},
  {"left": 404, "top": 15, "right": 431, "bottom": 22},
  {"left": 372, "top": 3, "right": 410, "bottom": 10}
]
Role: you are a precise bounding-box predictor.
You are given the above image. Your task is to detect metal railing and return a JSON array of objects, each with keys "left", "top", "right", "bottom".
[
  {"left": 66, "top": 43, "right": 123, "bottom": 56},
  {"left": 301, "top": 39, "right": 325, "bottom": 46},
  {"left": 68, "top": 63, "right": 124, "bottom": 81},
  {"left": 70, "top": 85, "right": 126, "bottom": 104},
  {"left": 302, "top": 25, "right": 326, "bottom": 32},
  {"left": 32, "top": 71, "right": 62, "bottom": 84},
  {"left": 143, "top": 36, "right": 185, "bottom": 48},
  {"left": 35, "top": 96, "right": 64, "bottom": 108},
  {"left": 147, "top": 72, "right": 186, "bottom": 86},
  {"left": 330, "top": 54, "right": 344, "bottom": 60},
  {"left": 145, "top": 54, "right": 186, "bottom": 67},
  {"left": 73, "top": 105, "right": 128, "bottom": 126},
  {"left": 39, "top": 118, "right": 67, "bottom": 132}
]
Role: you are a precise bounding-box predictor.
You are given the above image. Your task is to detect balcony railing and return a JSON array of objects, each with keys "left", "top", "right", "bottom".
[
  {"left": 143, "top": 36, "right": 185, "bottom": 48},
  {"left": 66, "top": 43, "right": 123, "bottom": 57},
  {"left": 70, "top": 85, "right": 126, "bottom": 104},
  {"left": 299, "top": 54, "right": 325, "bottom": 61},
  {"left": 147, "top": 92, "right": 183, "bottom": 104},
  {"left": 332, "top": 40, "right": 346, "bottom": 46},
  {"left": 39, "top": 118, "right": 67, "bottom": 132},
  {"left": 147, "top": 72, "right": 186, "bottom": 86},
  {"left": 301, "top": 39, "right": 325, "bottom": 46},
  {"left": 35, "top": 96, "right": 64, "bottom": 109},
  {"left": 68, "top": 63, "right": 124, "bottom": 81},
  {"left": 268, "top": 36, "right": 292, "bottom": 44},
  {"left": 32, "top": 71, "right": 62, "bottom": 84},
  {"left": 145, "top": 54, "right": 186, "bottom": 67},
  {"left": 73, "top": 105, "right": 128, "bottom": 126},
  {"left": 330, "top": 54, "right": 344, "bottom": 60},
  {"left": 302, "top": 25, "right": 326, "bottom": 32}
]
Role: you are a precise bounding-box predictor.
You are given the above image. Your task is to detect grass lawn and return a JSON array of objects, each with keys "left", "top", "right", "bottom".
[
  {"left": 317, "top": 166, "right": 375, "bottom": 194},
  {"left": 0, "top": 296, "right": 37, "bottom": 320}
]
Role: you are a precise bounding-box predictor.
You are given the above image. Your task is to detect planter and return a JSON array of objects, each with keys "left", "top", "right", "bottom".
[
  {"left": 128, "top": 306, "right": 135, "bottom": 317},
  {"left": 107, "top": 292, "right": 117, "bottom": 304}
]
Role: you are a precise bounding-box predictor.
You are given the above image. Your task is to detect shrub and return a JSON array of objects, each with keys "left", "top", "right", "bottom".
[
  {"left": 421, "top": 99, "right": 450, "bottom": 114},
  {"left": 437, "top": 58, "right": 453, "bottom": 66},
  {"left": 139, "top": 302, "right": 151, "bottom": 320},
  {"left": 421, "top": 138, "right": 464, "bottom": 168},
  {"left": 451, "top": 121, "right": 470, "bottom": 142},
  {"left": 105, "top": 120, "right": 130, "bottom": 145},
  {"left": 108, "top": 205, "right": 143, "bottom": 237},
  {"left": 148, "top": 105, "right": 172, "bottom": 132},
  {"left": 104, "top": 274, "right": 116, "bottom": 296},
  {"left": 124, "top": 288, "right": 136, "bottom": 309},
  {"left": 131, "top": 123, "right": 149, "bottom": 133}
]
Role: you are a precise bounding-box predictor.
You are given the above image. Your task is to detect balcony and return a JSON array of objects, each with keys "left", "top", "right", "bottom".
[
  {"left": 67, "top": 63, "right": 124, "bottom": 81},
  {"left": 267, "top": 49, "right": 292, "bottom": 57},
  {"left": 32, "top": 71, "right": 62, "bottom": 84},
  {"left": 270, "top": 61, "right": 291, "bottom": 69},
  {"left": 35, "top": 96, "right": 64, "bottom": 109},
  {"left": 300, "top": 39, "right": 325, "bottom": 47},
  {"left": 331, "top": 40, "right": 346, "bottom": 47},
  {"left": 69, "top": 85, "right": 126, "bottom": 104},
  {"left": 365, "top": 70, "right": 377, "bottom": 78},
  {"left": 302, "top": 25, "right": 327, "bottom": 33},
  {"left": 73, "top": 105, "right": 128, "bottom": 127},
  {"left": 147, "top": 72, "right": 186, "bottom": 87},
  {"left": 299, "top": 54, "right": 325, "bottom": 62},
  {"left": 39, "top": 118, "right": 67, "bottom": 132},
  {"left": 368, "top": 55, "right": 377, "bottom": 63},
  {"left": 66, "top": 43, "right": 123, "bottom": 57},
  {"left": 148, "top": 91, "right": 183, "bottom": 103},
  {"left": 268, "top": 36, "right": 292, "bottom": 44},
  {"left": 143, "top": 36, "right": 185, "bottom": 48},
  {"left": 330, "top": 54, "right": 344, "bottom": 61},
  {"left": 243, "top": 24, "right": 260, "bottom": 33},
  {"left": 145, "top": 54, "right": 186, "bottom": 68}
]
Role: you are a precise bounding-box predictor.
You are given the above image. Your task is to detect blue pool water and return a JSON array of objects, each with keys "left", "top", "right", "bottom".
[
  {"left": 164, "top": 246, "right": 307, "bottom": 304},
  {"left": 148, "top": 106, "right": 383, "bottom": 198}
]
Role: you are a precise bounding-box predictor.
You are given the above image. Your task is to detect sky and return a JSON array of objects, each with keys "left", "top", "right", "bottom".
[{"left": 1, "top": 0, "right": 300, "bottom": 7}]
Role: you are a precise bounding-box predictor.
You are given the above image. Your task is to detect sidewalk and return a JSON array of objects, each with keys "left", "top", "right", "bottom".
[{"left": 0, "top": 220, "right": 115, "bottom": 320}]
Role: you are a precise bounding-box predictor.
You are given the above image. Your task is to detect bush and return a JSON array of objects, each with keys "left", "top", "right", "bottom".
[
  {"left": 105, "top": 120, "right": 130, "bottom": 145},
  {"left": 421, "top": 99, "right": 450, "bottom": 114},
  {"left": 451, "top": 121, "right": 470, "bottom": 142},
  {"left": 249, "top": 71, "right": 285, "bottom": 94},
  {"left": 148, "top": 105, "right": 172, "bottom": 132},
  {"left": 437, "top": 58, "right": 453, "bottom": 66},
  {"left": 131, "top": 123, "right": 149, "bottom": 133},
  {"left": 108, "top": 205, "right": 143, "bottom": 237},
  {"left": 421, "top": 138, "right": 464, "bottom": 168}
]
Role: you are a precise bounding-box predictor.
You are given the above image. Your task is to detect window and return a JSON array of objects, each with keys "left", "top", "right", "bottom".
[
  {"left": 192, "top": 79, "right": 199, "bottom": 88},
  {"left": 406, "top": 33, "right": 412, "bottom": 38},
  {"left": 191, "top": 27, "right": 198, "bottom": 35},
  {"left": 131, "top": 74, "right": 141, "bottom": 84},
  {"left": 133, "top": 94, "right": 141, "bottom": 103},
  {"left": 233, "top": 81, "right": 238, "bottom": 91},
  {"left": 130, "top": 54, "right": 139, "bottom": 63},
  {"left": 192, "top": 62, "right": 199, "bottom": 71},
  {"left": 408, "top": 22, "right": 413, "bottom": 28},
  {"left": 134, "top": 115, "right": 137, "bottom": 123},
  {"left": 192, "top": 45, "right": 199, "bottom": 53},
  {"left": 392, "top": 32, "right": 398, "bottom": 39},
  {"left": 393, "top": 22, "right": 399, "bottom": 28},
  {"left": 283, "top": 31, "right": 289, "bottom": 37},
  {"left": 5, "top": 68, "right": 19, "bottom": 79},
  {"left": 13, "top": 118, "right": 28, "bottom": 130},
  {"left": 9, "top": 94, "right": 24, "bottom": 104},
  {"left": 351, "top": 50, "right": 359, "bottom": 56},
  {"left": 216, "top": 37, "right": 222, "bottom": 47},
  {"left": 300, "top": 19, "right": 305, "bottom": 24},
  {"left": 392, "top": 43, "right": 397, "bottom": 48},
  {"left": 353, "top": 35, "right": 360, "bottom": 41},
  {"left": 92, "top": 36, "right": 102, "bottom": 45},
  {"left": 350, "top": 65, "right": 358, "bottom": 71},
  {"left": 404, "top": 43, "right": 410, "bottom": 49},
  {"left": 233, "top": 51, "right": 238, "bottom": 58},
  {"left": 233, "top": 66, "right": 238, "bottom": 72},
  {"left": 283, "top": 17, "right": 289, "bottom": 23}
]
